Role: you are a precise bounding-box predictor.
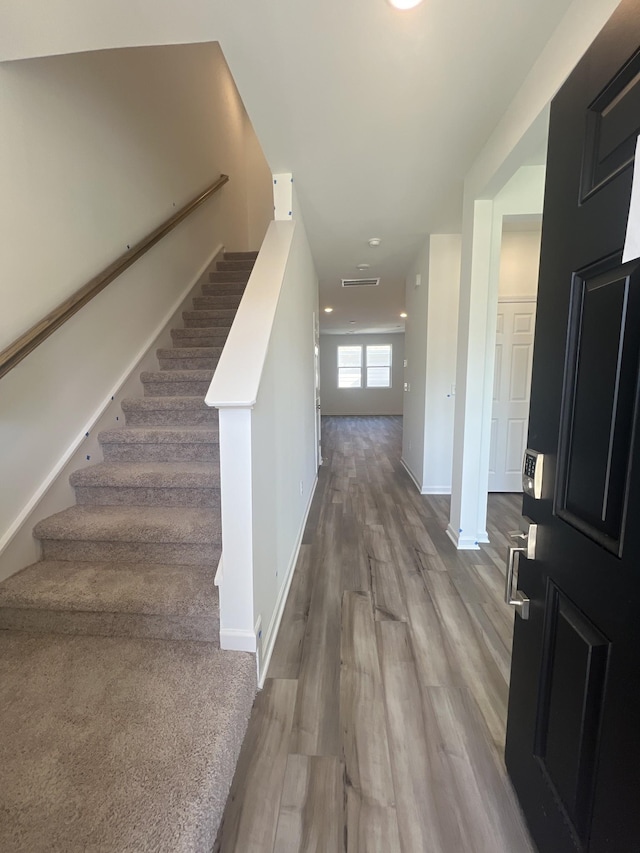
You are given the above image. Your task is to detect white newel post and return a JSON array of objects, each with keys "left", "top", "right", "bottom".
[{"left": 215, "top": 406, "right": 256, "bottom": 651}]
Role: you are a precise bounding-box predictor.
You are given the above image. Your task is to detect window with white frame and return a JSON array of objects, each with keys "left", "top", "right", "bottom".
[{"left": 337, "top": 344, "right": 392, "bottom": 389}]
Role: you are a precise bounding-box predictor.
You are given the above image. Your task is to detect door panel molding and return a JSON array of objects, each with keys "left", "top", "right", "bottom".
[
  {"left": 534, "top": 581, "right": 610, "bottom": 848},
  {"left": 580, "top": 47, "right": 640, "bottom": 203},
  {"left": 555, "top": 254, "right": 640, "bottom": 555}
]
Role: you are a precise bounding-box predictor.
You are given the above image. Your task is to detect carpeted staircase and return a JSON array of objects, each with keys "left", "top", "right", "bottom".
[{"left": 0, "top": 252, "right": 258, "bottom": 852}]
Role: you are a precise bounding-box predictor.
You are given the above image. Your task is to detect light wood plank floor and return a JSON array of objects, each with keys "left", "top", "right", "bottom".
[{"left": 214, "top": 416, "right": 535, "bottom": 853}]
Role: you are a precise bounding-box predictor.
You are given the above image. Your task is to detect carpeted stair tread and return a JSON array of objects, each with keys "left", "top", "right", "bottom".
[
  {"left": 172, "top": 326, "right": 230, "bottom": 340},
  {"left": 157, "top": 346, "right": 222, "bottom": 360},
  {"left": 0, "top": 559, "right": 217, "bottom": 616},
  {"left": 209, "top": 270, "right": 250, "bottom": 282},
  {"left": 217, "top": 259, "right": 255, "bottom": 271},
  {"left": 121, "top": 396, "right": 217, "bottom": 426},
  {"left": 224, "top": 250, "right": 258, "bottom": 260},
  {"left": 0, "top": 631, "right": 256, "bottom": 852},
  {"left": 192, "top": 295, "right": 242, "bottom": 310},
  {"left": 70, "top": 461, "right": 220, "bottom": 489},
  {"left": 182, "top": 312, "right": 234, "bottom": 329},
  {"left": 141, "top": 369, "right": 214, "bottom": 383},
  {"left": 187, "top": 306, "right": 236, "bottom": 318},
  {"left": 122, "top": 396, "right": 218, "bottom": 414},
  {"left": 34, "top": 505, "right": 220, "bottom": 544},
  {"left": 201, "top": 282, "right": 246, "bottom": 296},
  {"left": 99, "top": 425, "right": 218, "bottom": 444}
]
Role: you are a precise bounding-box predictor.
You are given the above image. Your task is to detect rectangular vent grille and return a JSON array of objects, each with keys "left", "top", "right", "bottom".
[{"left": 341, "top": 278, "right": 380, "bottom": 287}]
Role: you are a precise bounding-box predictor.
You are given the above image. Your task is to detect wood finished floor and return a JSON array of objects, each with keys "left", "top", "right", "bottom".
[{"left": 214, "top": 416, "right": 535, "bottom": 853}]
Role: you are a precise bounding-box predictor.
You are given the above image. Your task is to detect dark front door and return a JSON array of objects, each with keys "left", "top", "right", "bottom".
[{"left": 505, "top": 3, "right": 640, "bottom": 852}]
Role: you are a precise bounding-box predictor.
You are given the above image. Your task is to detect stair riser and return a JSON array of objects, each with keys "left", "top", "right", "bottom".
[
  {"left": 200, "top": 283, "right": 246, "bottom": 297},
  {"left": 74, "top": 486, "right": 220, "bottom": 508},
  {"left": 182, "top": 313, "right": 233, "bottom": 329},
  {"left": 0, "top": 607, "right": 220, "bottom": 644},
  {"left": 101, "top": 443, "right": 218, "bottom": 463},
  {"left": 192, "top": 296, "right": 242, "bottom": 310},
  {"left": 159, "top": 346, "right": 223, "bottom": 358},
  {"left": 224, "top": 251, "right": 258, "bottom": 261},
  {"left": 41, "top": 539, "right": 221, "bottom": 566},
  {"left": 158, "top": 357, "right": 218, "bottom": 371},
  {"left": 123, "top": 408, "right": 218, "bottom": 426},
  {"left": 188, "top": 307, "right": 236, "bottom": 319},
  {"left": 217, "top": 260, "right": 254, "bottom": 271},
  {"left": 209, "top": 270, "right": 250, "bottom": 282},
  {"left": 142, "top": 380, "right": 211, "bottom": 396},
  {"left": 170, "top": 336, "right": 229, "bottom": 348}
]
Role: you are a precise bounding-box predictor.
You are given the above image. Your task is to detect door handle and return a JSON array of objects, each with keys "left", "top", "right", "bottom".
[
  {"left": 505, "top": 546, "right": 530, "bottom": 619},
  {"left": 505, "top": 520, "right": 536, "bottom": 620}
]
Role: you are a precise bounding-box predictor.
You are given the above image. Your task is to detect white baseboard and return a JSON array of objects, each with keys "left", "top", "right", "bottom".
[
  {"left": 257, "top": 473, "right": 319, "bottom": 688},
  {"left": 446, "top": 523, "right": 481, "bottom": 550},
  {"left": 421, "top": 485, "right": 452, "bottom": 495},
  {"left": 219, "top": 628, "right": 257, "bottom": 653},
  {"left": 0, "top": 244, "right": 224, "bottom": 582},
  {"left": 401, "top": 458, "right": 422, "bottom": 492}
]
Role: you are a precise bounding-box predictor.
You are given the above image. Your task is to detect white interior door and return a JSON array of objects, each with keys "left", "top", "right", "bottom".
[{"left": 488, "top": 299, "right": 536, "bottom": 491}]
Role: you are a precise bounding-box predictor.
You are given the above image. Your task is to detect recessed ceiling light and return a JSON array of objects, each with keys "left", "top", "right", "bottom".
[
  {"left": 349, "top": 320, "right": 356, "bottom": 324},
  {"left": 324, "top": 307, "right": 333, "bottom": 313},
  {"left": 356, "top": 263, "right": 370, "bottom": 271},
  {"left": 400, "top": 312, "right": 408, "bottom": 318},
  {"left": 367, "top": 238, "right": 381, "bottom": 248},
  {"left": 387, "top": 0, "right": 424, "bottom": 8}
]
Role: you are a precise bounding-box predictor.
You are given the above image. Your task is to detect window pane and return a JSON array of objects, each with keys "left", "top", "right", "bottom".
[
  {"left": 338, "top": 346, "right": 362, "bottom": 368},
  {"left": 366, "top": 345, "right": 391, "bottom": 367},
  {"left": 339, "top": 368, "right": 362, "bottom": 388},
  {"left": 367, "top": 367, "right": 391, "bottom": 388}
]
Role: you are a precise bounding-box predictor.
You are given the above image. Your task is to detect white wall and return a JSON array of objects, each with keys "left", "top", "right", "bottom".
[
  {"left": 0, "top": 42, "right": 273, "bottom": 576},
  {"left": 423, "top": 235, "right": 461, "bottom": 493},
  {"left": 207, "top": 219, "right": 319, "bottom": 680},
  {"left": 251, "top": 222, "right": 318, "bottom": 676},
  {"left": 498, "top": 230, "right": 542, "bottom": 298},
  {"left": 449, "top": 0, "right": 620, "bottom": 549},
  {"left": 319, "top": 334, "right": 404, "bottom": 416},
  {"left": 402, "top": 235, "right": 461, "bottom": 494},
  {"left": 402, "top": 241, "right": 429, "bottom": 486}
]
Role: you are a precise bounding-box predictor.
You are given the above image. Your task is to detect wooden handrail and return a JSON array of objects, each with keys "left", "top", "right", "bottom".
[{"left": 0, "top": 173, "right": 230, "bottom": 381}]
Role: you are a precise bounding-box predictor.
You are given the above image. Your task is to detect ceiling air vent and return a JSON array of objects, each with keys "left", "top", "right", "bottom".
[{"left": 341, "top": 277, "right": 380, "bottom": 287}]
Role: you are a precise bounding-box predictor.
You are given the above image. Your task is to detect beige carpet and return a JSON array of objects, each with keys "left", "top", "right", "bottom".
[
  {"left": 0, "top": 630, "right": 256, "bottom": 853},
  {"left": 0, "top": 251, "right": 260, "bottom": 850}
]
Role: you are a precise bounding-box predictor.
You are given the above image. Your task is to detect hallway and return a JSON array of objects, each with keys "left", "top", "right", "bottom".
[{"left": 214, "top": 416, "right": 535, "bottom": 852}]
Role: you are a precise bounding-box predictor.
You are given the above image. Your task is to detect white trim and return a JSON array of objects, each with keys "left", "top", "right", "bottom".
[
  {"left": 206, "top": 221, "right": 295, "bottom": 409},
  {"left": 401, "top": 457, "right": 423, "bottom": 492},
  {"left": 402, "top": 457, "right": 453, "bottom": 496},
  {"left": 446, "top": 523, "right": 481, "bottom": 550},
  {"left": 219, "top": 628, "right": 257, "bottom": 653},
  {"left": 254, "top": 615, "right": 263, "bottom": 681},
  {"left": 257, "top": 473, "right": 318, "bottom": 688},
  {"left": 214, "top": 553, "right": 223, "bottom": 587},
  {"left": 0, "top": 243, "right": 224, "bottom": 566},
  {"left": 498, "top": 295, "right": 537, "bottom": 303}
]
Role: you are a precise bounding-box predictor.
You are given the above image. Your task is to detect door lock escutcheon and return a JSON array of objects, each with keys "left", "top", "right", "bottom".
[{"left": 505, "top": 518, "right": 536, "bottom": 620}]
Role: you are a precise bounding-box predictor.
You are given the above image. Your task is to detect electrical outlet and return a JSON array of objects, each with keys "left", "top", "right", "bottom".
[{"left": 404, "top": 359, "right": 408, "bottom": 368}]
